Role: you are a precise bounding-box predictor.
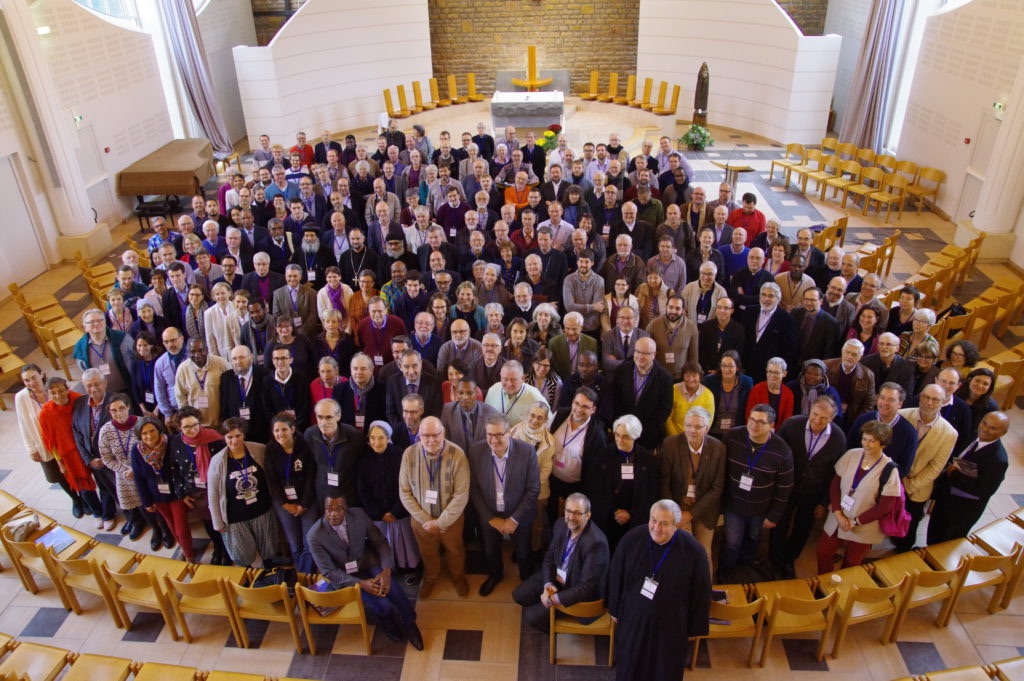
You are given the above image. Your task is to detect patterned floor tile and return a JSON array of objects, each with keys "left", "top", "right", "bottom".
[
  {"left": 898, "top": 641, "right": 944, "bottom": 676},
  {"left": 121, "top": 612, "right": 166, "bottom": 643},
  {"left": 443, "top": 628, "right": 483, "bottom": 661},
  {"left": 21, "top": 607, "right": 69, "bottom": 637}
]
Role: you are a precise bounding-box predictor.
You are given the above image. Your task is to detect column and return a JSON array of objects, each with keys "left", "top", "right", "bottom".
[{"left": 971, "top": 54, "right": 1024, "bottom": 235}]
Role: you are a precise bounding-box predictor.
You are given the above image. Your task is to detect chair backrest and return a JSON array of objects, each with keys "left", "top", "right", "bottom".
[
  {"left": 605, "top": 73, "right": 619, "bottom": 96},
  {"left": 228, "top": 581, "right": 294, "bottom": 617},
  {"left": 588, "top": 71, "right": 599, "bottom": 93},
  {"left": 396, "top": 84, "right": 410, "bottom": 112},
  {"left": 916, "top": 166, "right": 947, "bottom": 187},
  {"left": 836, "top": 142, "right": 858, "bottom": 159},
  {"left": 820, "top": 137, "right": 839, "bottom": 154},
  {"left": 855, "top": 148, "right": 876, "bottom": 166},
  {"left": 709, "top": 595, "right": 767, "bottom": 630},
  {"left": 895, "top": 159, "right": 919, "bottom": 181},
  {"left": 382, "top": 90, "right": 396, "bottom": 117},
  {"left": 447, "top": 74, "right": 460, "bottom": 100},
  {"left": 639, "top": 76, "right": 652, "bottom": 103},
  {"left": 103, "top": 565, "right": 161, "bottom": 593},
  {"left": 859, "top": 166, "right": 885, "bottom": 187},
  {"left": 883, "top": 173, "right": 909, "bottom": 193},
  {"left": 467, "top": 72, "right": 480, "bottom": 95},
  {"left": 623, "top": 74, "right": 636, "bottom": 100},
  {"left": 164, "top": 575, "right": 225, "bottom": 601},
  {"left": 844, "top": 581, "right": 903, "bottom": 610},
  {"left": 768, "top": 591, "right": 838, "bottom": 627},
  {"left": 653, "top": 81, "right": 667, "bottom": 108},
  {"left": 429, "top": 77, "right": 442, "bottom": 101},
  {"left": 912, "top": 567, "right": 961, "bottom": 592},
  {"left": 839, "top": 160, "right": 863, "bottom": 179},
  {"left": 555, "top": 598, "right": 607, "bottom": 619},
  {"left": 411, "top": 81, "right": 425, "bottom": 107},
  {"left": 295, "top": 583, "right": 361, "bottom": 611},
  {"left": 785, "top": 143, "right": 805, "bottom": 161},
  {"left": 664, "top": 84, "right": 680, "bottom": 112},
  {"left": 875, "top": 154, "right": 897, "bottom": 172},
  {"left": 802, "top": 148, "right": 823, "bottom": 166}
]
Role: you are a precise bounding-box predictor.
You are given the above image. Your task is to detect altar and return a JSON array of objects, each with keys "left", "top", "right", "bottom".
[{"left": 490, "top": 90, "right": 565, "bottom": 131}]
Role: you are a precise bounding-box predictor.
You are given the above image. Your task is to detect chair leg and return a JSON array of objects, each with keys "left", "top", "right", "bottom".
[
  {"left": 689, "top": 638, "right": 699, "bottom": 671},
  {"left": 831, "top": 621, "right": 849, "bottom": 658},
  {"left": 759, "top": 632, "right": 773, "bottom": 667},
  {"left": 301, "top": 616, "right": 317, "bottom": 656},
  {"left": 549, "top": 629, "right": 556, "bottom": 664}
]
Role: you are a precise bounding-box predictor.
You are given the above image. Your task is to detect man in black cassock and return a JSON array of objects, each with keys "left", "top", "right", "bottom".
[{"left": 608, "top": 499, "right": 711, "bottom": 681}]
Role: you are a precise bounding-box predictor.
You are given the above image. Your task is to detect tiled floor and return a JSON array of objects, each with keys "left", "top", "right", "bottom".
[{"left": 0, "top": 104, "right": 1022, "bottom": 680}]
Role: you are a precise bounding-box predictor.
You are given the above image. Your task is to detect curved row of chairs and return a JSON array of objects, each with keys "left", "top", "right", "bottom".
[
  {"left": 383, "top": 74, "right": 486, "bottom": 120},
  {"left": 771, "top": 138, "right": 946, "bottom": 222},
  {"left": 578, "top": 72, "right": 680, "bottom": 117}
]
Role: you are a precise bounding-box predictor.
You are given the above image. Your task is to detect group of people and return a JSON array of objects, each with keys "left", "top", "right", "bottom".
[{"left": 13, "top": 122, "right": 1013, "bottom": 680}]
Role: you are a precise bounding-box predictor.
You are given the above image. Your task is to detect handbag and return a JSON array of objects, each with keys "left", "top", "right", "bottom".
[{"left": 876, "top": 462, "right": 911, "bottom": 538}]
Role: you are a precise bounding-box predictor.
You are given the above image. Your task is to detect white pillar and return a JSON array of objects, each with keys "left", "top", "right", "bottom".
[{"left": 972, "top": 55, "right": 1024, "bottom": 235}]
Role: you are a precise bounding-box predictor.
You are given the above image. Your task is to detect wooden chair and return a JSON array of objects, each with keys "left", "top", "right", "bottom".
[
  {"left": 758, "top": 591, "right": 838, "bottom": 667},
  {"left": 1, "top": 525, "right": 90, "bottom": 608},
  {"left": 430, "top": 78, "right": 451, "bottom": 107},
  {"left": 788, "top": 148, "right": 822, "bottom": 191},
  {"left": 769, "top": 143, "right": 805, "bottom": 185},
  {"left": 690, "top": 593, "right": 766, "bottom": 670},
  {"left": 164, "top": 575, "right": 242, "bottom": 645},
  {"left": 987, "top": 356, "right": 1024, "bottom": 411},
  {"left": 580, "top": 71, "right": 600, "bottom": 100},
  {"left": 799, "top": 153, "right": 836, "bottom": 196},
  {"left": 549, "top": 599, "right": 615, "bottom": 666},
  {"left": 382, "top": 90, "right": 407, "bottom": 120},
  {"left": 813, "top": 224, "right": 839, "bottom": 254},
  {"left": 820, "top": 567, "right": 907, "bottom": 657},
  {"left": 821, "top": 159, "right": 862, "bottom": 203},
  {"left": 32, "top": 324, "right": 74, "bottom": 380},
  {"left": 855, "top": 147, "right": 876, "bottom": 167},
  {"left": 875, "top": 230, "right": 902, "bottom": 277},
  {"left": 924, "top": 540, "right": 1021, "bottom": 617},
  {"left": 833, "top": 215, "right": 848, "bottom": 246},
  {"left": 654, "top": 84, "right": 680, "bottom": 116},
  {"left": 965, "top": 302, "right": 999, "bottom": 350},
  {"left": 629, "top": 76, "right": 651, "bottom": 107},
  {"left": 395, "top": 84, "right": 414, "bottom": 116},
  {"left": 0, "top": 338, "right": 26, "bottom": 411},
  {"left": 906, "top": 166, "right": 946, "bottom": 213},
  {"left": 74, "top": 251, "right": 116, "bottom": 282},
  {"left": 205, "top": 672, "right": 271, "bottom": 681},
  {"left": 894, "top": 159, "right": 919, "bottom": 186},
  {"left": 867, "top": 552, "right": 961, "bottom": 632},
  {"left": 596, "top": 73, "right": 619, "bottom": 103},
  {"left": 446, "top": 74, "right": 467, "bottom": 104},
  {"left": 6, "top": 283, "right": 60, "bottom": 316},
  {"left": 295, "top": 584, "right": 370, "bottom": 656},
  {"left": 410, "top": 81, "right": 429, "bottom": 112},
  {"left": 869, "top": 173, "right": 909, "bottom": 222},
  {"left": 644, "top": 81, "right": 667, "bottom": 112},
  {"left": 100, "top": 563, "right": 181, "bottom": 641},
  {"left": 224, "top": 582, "right": 303, "bottom": 654},
  {"left": 924, "top": 665, "right": 1002, "bottom": 681},
  {"left": 843, "top": 166, "right": 885, "bottom": 210},
  {"left": 466, "top": 73, "right": 485, "bottom": 102},
  {"left": 992, "top": 656, "right": 1024, "bottom": 681},
  {"left": 0, "top": 642, "right": 70, "bottom": 681},
  {"left": 858, "top": 251, "right": 883, "bottom": 278},
  {"left": 61, "top": 653, "right": 132, "bottom": 681},
  {"left": 836, "top": 141, "right": 858, "bottom": 160},
  {"left": 614, "top": 74, "right": 635, "bottom": 105},
  {"left": 820, "top": 136, "right": 839, "bottom": 155},
  {"left": 874, "top": 154, "right": 896, "bottom": 172},
  {"left": 0, "top": 492, "right": 24, "bottom": 525},
  {"left": 49, "top": 542, "right": 139, "bottom": 624},
  {"left": 131, "top": 662, "right": 199, "bottom": 681}
]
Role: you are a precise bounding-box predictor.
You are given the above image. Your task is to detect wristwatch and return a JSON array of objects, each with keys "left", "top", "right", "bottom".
[{"left": 851, "top": 516, "right": 860, "bottom": 527}]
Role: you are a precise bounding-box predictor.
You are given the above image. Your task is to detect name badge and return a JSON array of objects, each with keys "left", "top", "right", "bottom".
[
  {"left": 196, "top": 395, "right": 209, "bottom": 409},
  {"left": 355, "top": 415, "right": 365, "bottom": 429},
  {"left": 292, "top": 316, "right": 302, "bottom": 327},
  {"left": 687, "top": 484, "right": 696, "bottom": 500},
  {"left": 641, "top": 577, "right": 658, "bottom": 599},
  {"left": 194, "top": 476, "right": 206, "bottom": 489},
  {"left": 99, "top": 363, "right": 111, "bottom": 376},
  {"left": 424, "top": 489, "right": 439, "bottom": 505},
  {"left": 664, "top": 352, "right": 675, "bottom": 364},
  {"left": 696, "top": 313, "right": 708, "bottom": 324},
  {"left": 307, "top": 269, "right": 316, "bottom": 282},
  {"left": 284, "top": 486, "right": 297, "bottom": 500},
  {"left": 602, "top": 225, "right": 611, "bottom": 235},
  {"left": 496, "top": 490, "right": 505, "bottom": 512},
  {"left": 739, "top": 474, "right": 754, "bottom": 492},
  {"left": 373, "top": 355, "right": 384, "bottom": 366},
  {"left": 719, "top": 416, "right": 733, "bottom": 431},
  {"left": 449, "top": 227, "right": 457, "bottom": 238},
  {"left": 345, "top": 560, "right": 358, "bottom": 574},
  {"left": 144, "top": 391, "right": 155, "bottom": 403},
  {"left": 327, "top": 472, "right": 340, "bottom": 487},
  {"left": 621, "top": 463, "right": 634, "bottom": 480},
  {"left": 556, "top": 567, "right": 567, "bottom": 584},
  {"left": 239, "top": 407, "right": 251, "bottom": 419},
  {"left": 157, "top": 483, "right": 171, "bottom": 495},
  {"left": 840, "top": 493, "right": 856, "bottom": 513}
]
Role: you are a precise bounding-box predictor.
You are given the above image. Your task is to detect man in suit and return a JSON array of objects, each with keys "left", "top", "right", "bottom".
[
  {"left": 611, "top": 337, "right": 673, "bottom": 451},
  {"left": 219, "top": 345, "right": 269, "bottom": 442},
  {"left": 271, "top": 265, "right": 320, "bottom": 339},
  {"left": 223, "top": 226, "right": 256, "bottom": 274},
  {"left": 862, "top": 333, "right": 916, "bottom": 397},
  {"left": 468, "top": 413, "right": 540, "bottom": 596},
  {"left": 791, "top": 285, "right": 841, "bottom": 363},
  {"left": 385, "top": 349, "right": 443, "bottom": 427},
  {"left": 313, "top": 130, "right": 342, "bottom": 165},
  {"left": 242, "top": 253, "right": 286, "bottom": 305},
  {"left": 72, "top": 368, "right": 118, "bottom": 529},
  {"left": 823, "top": 276, "right": 857, "bottom": 332},
  {"left": 658, "top": 405, "right": 726, "bottom": 570},
  {"left": 708, "top": 205, "right": 734, "bottom": 247},
  {"left": 773, "top": 397, "right": 848, "bottom": 577},
  {"left": 258, "top": 218, "right": 296, "bottom": 274},
  {"left": 743, "top": 281, "right": 798, "bottom": 383},
  {"left": 307, "top": 495, "right": 424, "bottom": 650},
  {"left": 512, "top": 492, "right": 610, "bottom": 632},
  {"left": 928, "top": 411, "right": 1010, "bottom": 544},
  {"left": 441, "top": 377, "right": 498, "bottom": 455},
  {"left": 600, "top": 305, "right": 650, "bottom": 373},
  {"left": 894, "top": 384, "right": 958, "bottom": 551},
  {"left": 549, "top": 312, "right": 598, "bottom": 380},
  {"left": 904, "top": 367, "right": 972, "bottom": 456},
  {"left": 824, "top": 339, "right": 876, "bottom": 429},
  {"left": 792, "top": 227, "right": 826, "bottom": 271},
  {"left": 334, "top": 353, "right": 387, "bottom": 434},
  {"left": 539, "top": 163, "right": 569, "bottom": 204}
]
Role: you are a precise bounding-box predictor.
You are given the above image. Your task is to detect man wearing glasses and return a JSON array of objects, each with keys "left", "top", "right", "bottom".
[{"left": 512, "top": 492, "right": 609, "bottom": 631}]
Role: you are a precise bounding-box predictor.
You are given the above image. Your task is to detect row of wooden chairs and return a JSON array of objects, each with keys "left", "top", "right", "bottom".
[
  {"left": 691, "top": 511, "right": 1024, "bottom": 671},
  {"left": 383, "top": 74, "right": 486, "bottom": 119},
  {"left": 894, "top": 655, "right": 1024, "bottom": 681},
  {"left": 8, "top": 282, "right": 76, "bottom": 380},
  {"left": 579, "top": 72, "right": 679, "bottom": 116}
]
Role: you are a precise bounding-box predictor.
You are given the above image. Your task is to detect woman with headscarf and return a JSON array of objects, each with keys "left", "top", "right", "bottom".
[
  {"left": 264, "top": 413, "right": 317, "bottom": 573},
  {"left": 786, "top": 359, "right": 844, "bottom": 422},
  {"left": 509, "top": 401, "right": 557, "bottom": 552},
  {"left": 170, "top": 406, "right": 228, "bottom": 564},
  {"left": 356, "top": 420, "right": 421, "bottom": 583},
  {"left": 131, "top": 416, "right": 195, "bottom": 561}
]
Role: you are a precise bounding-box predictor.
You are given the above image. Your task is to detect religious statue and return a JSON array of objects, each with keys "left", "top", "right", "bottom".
[
  {"left": 511, "top": 46, "right": 553, "bottom": 92},
  {"left": 693, "top": 62, "right": 709, "bottom": 127}
]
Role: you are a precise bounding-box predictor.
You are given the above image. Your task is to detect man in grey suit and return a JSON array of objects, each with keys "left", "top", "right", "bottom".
[
  {"left": 468, "top": 413, "right": 540, "bottom": 596},
  {"left": 307, "top": 496, "right": 424, "bottom": 650},
  {"left": 271, "top": 264, "right": 319, "bottom": 338},
  {"left": 441, "top": 377, "right": 498, "bottom": 455}
]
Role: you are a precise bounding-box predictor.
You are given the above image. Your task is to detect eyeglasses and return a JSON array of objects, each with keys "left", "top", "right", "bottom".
[
  {"left": 180, "top": 422, "right": 201, "bottom": 431},
  {"left": 485, "top": 432, "right": 508, "bottom": 440},
  {"left": 748, "top": 418, "right": 772, "bottom": 426},
  {"left": 565, "top": 509, "right": 587, "bottom": 517}
]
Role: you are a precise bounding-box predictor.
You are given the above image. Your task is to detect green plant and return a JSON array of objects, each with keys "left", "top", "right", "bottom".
[{"left": 679, "top": 124, "right": 714, "bottom": 149}]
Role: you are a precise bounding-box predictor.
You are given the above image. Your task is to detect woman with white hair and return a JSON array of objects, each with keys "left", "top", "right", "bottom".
[
  {"left": 897, "top": 307, "right": 937, "bottom": 360},
  {"left": 584, "top": 414, "right": 660, "bottom": 553},
  {"left": 509, "top": 401, "right": 556, "bottom": 552},
  {"left": 527, "top": 303, "right": 563, "bottom": 346}
]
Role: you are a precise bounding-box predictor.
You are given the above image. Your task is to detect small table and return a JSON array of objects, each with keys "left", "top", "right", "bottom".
[
  {"left": 490, "top": 90, "right": 565, "bottom": 131},
  {"left": 710, "top": 160, "right": 756, "bottom": 188}
]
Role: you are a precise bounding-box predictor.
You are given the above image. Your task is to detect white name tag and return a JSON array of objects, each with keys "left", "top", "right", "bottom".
[
  {"left": 602, "top": 225, "right": 611, "bottom": 235},
  {"left": 194, "top": 476, "right": 206, "bottom": 489},
  {"left": 292, "top": 316, "right": 302, "bottom": 327},
  {"left": 284, "top": 486, "right": 297, "bottom": 500},
  {"left": 355, "top": 415, "right": 365, "bottom": 429},
  {"left": 373, "top": 355, "right": 384, "bottom": 366},
  {"left": 99, "top": 363, "right": 111, "bottom": 376},
  {"left": 696, "top": 313, "right": 708, "bottom": 324},
  {"left": 157, "top": 483, "right": 171, "bottom": 495},
  {"left": 641, "top": 576, "right": 658, "bottom": 599},
  {"left": 664, "top": 352, "right": 675, "bottom": 364},
  {"left": 739, "top": 474, "right": 754, "bottom": 492},
  {"left": 307, "top": 269, "right": 316, "bottom": 282},
  {"left": 496, "top": 490, "right": 505, "bottom": 512},
  {"left": 345, "top": 560, "right": 358, "bottom": 574},
  {"left": 719, "top": 417, "right": 733, "bottom": 431},
  {"left": 239, "top": 407, "right": 251, "bottom": 419},
  {"left": 621, "top": 463, "right": 634, "bottom": 480},
  {"left": 449, "top": 228, "right": 457, "bottom": 238},
  {"left": 196, "top": 395, "right": 209, "bottom": 409},
  {"left": 424, "top": 489, "right": 438, "bottom": 505},
  {"left": 840, "top": 493, "right": 856, "bottom": 513},
  {"left": 327, "top": 472, "right": 339, "bottom": 487},
  {"left": 556, "top": 567, "right": 567, "bottom": 584},
  {"left": 687, "top": 484, "right": 696, "bottom": 500},
  {"left": 144, "top": 391, "right": 155, "bottom": 403}
]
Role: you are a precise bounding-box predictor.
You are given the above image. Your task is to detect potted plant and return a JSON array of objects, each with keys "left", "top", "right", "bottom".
[{"left": 679, "top": 124, "right": 714, "bottom": 151}]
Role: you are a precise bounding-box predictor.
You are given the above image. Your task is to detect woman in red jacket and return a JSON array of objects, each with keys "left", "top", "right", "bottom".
[{"left": 38, "top": 377, "right": 103, "bottom": 524}]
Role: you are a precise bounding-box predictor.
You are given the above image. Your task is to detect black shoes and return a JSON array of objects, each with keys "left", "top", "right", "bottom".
[
  {"left": 129, "top": 524, "right": 145, "bottom": 541},
  {"left": 71, "top": 499, "right": 83, "bottom": 519},
  {"left": 150, "top": 533, "right": 163, "bottom": 551},
  {"left": 407, "top": 624, "right": 424, "bottom": 651},
  {"left": 163, "top": 534, "right": 176, "bottom": 550},
  {"left": 478, "top": 577, "right": 501, "bottom": 597},
  {"left": 120, "top": 521, "right": 133, "bottom": 536}
]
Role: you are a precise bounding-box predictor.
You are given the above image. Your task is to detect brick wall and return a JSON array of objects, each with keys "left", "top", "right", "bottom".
[
  {"left": 427, "top": 0, "right": 640, "bottom": 95},
  {"left": 776, "top": 0, "right": 829, "bottom": 36}
]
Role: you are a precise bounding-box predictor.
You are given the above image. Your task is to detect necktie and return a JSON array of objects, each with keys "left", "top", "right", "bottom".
[
  {"left": 290, "top": 288, "right": 298, "bottom": 305},
  {"left": 407, "top": 383, "right": 417, "bottom": 395},
  {"left": 622, "top": 334, "right": 629, "bottom": 356},
  {"left": 462, "top": 411, "right": 473, "bottom": 443}
]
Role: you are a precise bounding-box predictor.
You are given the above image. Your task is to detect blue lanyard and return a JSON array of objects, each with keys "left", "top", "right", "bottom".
[
  {"left": 320, "top": 439, "right": 337, "bottom": 470},
  {"left": 89, "top": 342, "right": 108, "bottom": 364},
  {"left": 746, "top": 436, "right": 768, "bottom": 473},
  {"left": 274, "top": 379, "right": 292, "bottom": 407},
  {"left": 807, "top": 427, "right": 827, "bottom": 458},
  {"left": 492, "top": 456, "right": 508, "bottom": 487},
  {"left": 561, "top": 420, "right": 587, "bottom": 448},
  {"left": 501, "top": 386, "right": 525, "bottom": 415},
  {"left": 421, "top": 447, "right": 440, "bottom": 487},
  {"left": 113, "top": 428, "right": 133, "bottom": 457},
  {"left": 633, "top": 367, "right": 651, "bottom": 398},
  {"left": 232, "top": 450, "right": 253, "bottom": 484},
  {"left": 851, "top": 453, "right": 882, "bottom": 492},
  {"left": 648, "top": 533, "right": 677, "bottom": 578},
  {"left": 281, "top": 449, "right": 295, "bottom": 484},
  {"left": 561, "top": 532, "right": 578, "bottom": 568}
]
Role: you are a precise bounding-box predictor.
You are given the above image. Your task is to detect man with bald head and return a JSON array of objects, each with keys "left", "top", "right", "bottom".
[
  {"left": 436, "top": 319, "right": 483, "bottom": 374},
  {"left": 729, "top": 246, "right": 771, "bottom": 310},
  {"left": 823, "top": 275, "right": 857, "bottom": 332},
  {"left": 219, "top": 344, "right": 269, "bottom": 442},
  {"left": 928, "top": 411, "right": 1010, "bottom": 544},
  {"left": 608, "top": 201, "right": 655, "bottom": 260},
  {"left": 611, "top": 337, "right": 673, "bottom": 450}
]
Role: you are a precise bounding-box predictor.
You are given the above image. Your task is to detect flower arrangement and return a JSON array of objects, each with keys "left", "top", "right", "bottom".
[
  {"left": 536, "top": 129, "right": 558, "bottom": 151},
  {"left": 679, "top": 124, "right": 714, "bottom": 150}
]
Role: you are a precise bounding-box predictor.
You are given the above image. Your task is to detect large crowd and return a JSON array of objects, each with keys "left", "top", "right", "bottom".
[{"left": 12, "top": 122, "right": 1011, "bottom": 680}]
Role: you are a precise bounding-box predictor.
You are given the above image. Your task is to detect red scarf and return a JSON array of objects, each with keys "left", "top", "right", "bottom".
[{"left": 182, "top": 427, "right": 223, "bottom": 482}]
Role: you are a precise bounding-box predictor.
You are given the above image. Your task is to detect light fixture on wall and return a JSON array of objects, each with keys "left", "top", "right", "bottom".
[{"left": 992, "top": 101, "right": 1005, "bottom": 120}]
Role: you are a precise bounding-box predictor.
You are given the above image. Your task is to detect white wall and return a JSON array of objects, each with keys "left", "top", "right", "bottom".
[
  {"left": 823, "top": 0, "right": 870, "bottom": 133},
  {"left": 197, "top": 0, "right": 257, "bottom": 145},
  {"left": 897, "top": 0, "right": 1024, "bottom": 219},
  {"left": 233, "top": 0, "right": 432, "bottom": 148},
  {"left": 636, "top": 0, "right": 841, "bottom": 145}
]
